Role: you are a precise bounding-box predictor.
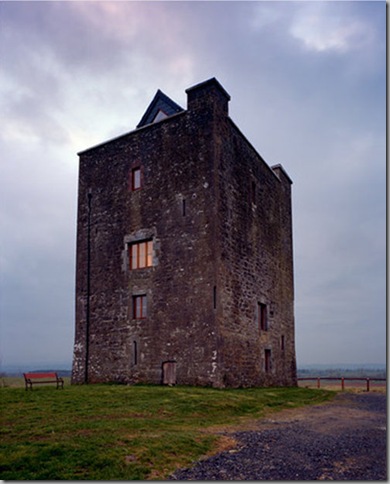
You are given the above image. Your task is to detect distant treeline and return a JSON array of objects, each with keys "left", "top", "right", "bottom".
[{"left": 297, "top": 368, "right": 386, "bottom": 379}]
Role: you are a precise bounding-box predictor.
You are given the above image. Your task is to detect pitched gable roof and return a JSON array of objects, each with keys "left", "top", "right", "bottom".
[{"left": 137, "top": 89, "right": 184, "bottom": 128}]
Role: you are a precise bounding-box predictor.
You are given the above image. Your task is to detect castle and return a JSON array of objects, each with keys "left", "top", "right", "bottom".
[{"left": 71, "top": 78, "right": 297, "bottom": 387}]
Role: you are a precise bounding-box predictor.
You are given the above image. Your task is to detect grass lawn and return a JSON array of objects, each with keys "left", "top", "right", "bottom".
[{"left": 0, "top": 381, "right": 334, "bottom": 480}]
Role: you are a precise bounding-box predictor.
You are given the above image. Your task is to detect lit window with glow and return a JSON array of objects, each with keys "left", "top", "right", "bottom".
[{"left": 130, "top": 241, "right": 153, "bottom": 270}]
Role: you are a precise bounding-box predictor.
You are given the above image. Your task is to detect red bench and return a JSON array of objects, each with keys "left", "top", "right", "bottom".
[{"left": 23, "top": 372, "right": 64, "bottom": 391}]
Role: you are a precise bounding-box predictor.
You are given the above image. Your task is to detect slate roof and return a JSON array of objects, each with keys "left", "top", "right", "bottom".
[{"left": 137, "top": 89, "right": 184, "bottom": 128}]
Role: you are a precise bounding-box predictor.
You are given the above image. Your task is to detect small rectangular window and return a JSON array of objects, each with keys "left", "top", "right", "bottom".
[
  {"left": 258, "top": 302, "right": 268, "bottom": 331},
  {"left": 281, "top": 335, "right": 285, "bottom": 351},
  {"left": 133, "top": 295, "right": 147, "bottom": 319},
  {"left": 132, "top": 167, "right": 141, "bottom": 190},
  {"left": 265, "top": 349, "right": 271, "bottom": 372},
  {"left": 129, "top": 241, "right": 153, "bottom": 270}
]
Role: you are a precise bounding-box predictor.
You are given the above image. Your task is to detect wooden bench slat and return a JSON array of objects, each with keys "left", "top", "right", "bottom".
[
  {"left": 24, "top": 372, "right": 58, "bottom": 379},
  {"left": 25, "top": 380, "right": 59, "bottom": 383}
]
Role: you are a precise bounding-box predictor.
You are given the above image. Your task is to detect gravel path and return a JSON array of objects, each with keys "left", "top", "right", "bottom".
[{"left": 170, "top": 392, "right": 387, "bottom": 481}]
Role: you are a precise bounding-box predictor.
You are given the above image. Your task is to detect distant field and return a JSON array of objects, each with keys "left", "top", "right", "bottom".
[{"left": 0, "top": 383, "right": 333, "bottom": 480}]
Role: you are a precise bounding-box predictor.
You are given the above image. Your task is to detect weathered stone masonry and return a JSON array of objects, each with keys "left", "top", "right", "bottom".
[{"left": 72, "top": 78, "right": 297, "bottom": 387}]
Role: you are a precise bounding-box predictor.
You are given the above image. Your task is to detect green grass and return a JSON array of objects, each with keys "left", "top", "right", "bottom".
[{"left": 0, "top": 382, "right": 334, "bottom": 480}]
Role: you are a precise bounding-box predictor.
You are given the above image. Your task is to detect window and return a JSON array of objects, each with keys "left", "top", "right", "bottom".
[
  {"left": 258, "top": 302, "right": 268, "bottom": 331},
  {"left": 133, "top": 341, "right": 138, "bottom": 365},
  {"left": 133, "top": 295, "right": 147, "bottom": 319},
  {"left": 153, "top": 109, "right": 168, "bottom": 123},
  {"left": 281, "top": 335, "right": 285, "bottom": 351},
  {"left": 130, "top": 240, "right": 153, "bottom": 270},
  {"left": 265, "top": 349, "right": 271, "bottom": 372},
  {"left": 132, "top": 167, "right": 141, "bottom": 191}
]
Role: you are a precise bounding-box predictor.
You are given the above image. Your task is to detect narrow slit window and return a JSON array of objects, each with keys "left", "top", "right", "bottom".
[
  {"left": 133, "top": 295, "right": 147, "bottom": 319},
  {"left": 182, "top": 199, "right": 186, "bottom": 216},
  {"left": 213, "top": 286, "right": 217, "bottom": 309},
  {"left": 281, "top": 335, "right": 285, "bottom": 351},
  {"left": 132, "top": 167, "right": 141, "bottom": 191},
  {"left": 265, "top": 349, "right": 271, "bottom": 372},
  {"left": 133, "top": 341, "right": 138, "bottom": 365},
  {"left": 258, "top": 303, "right": 268, "bottom": 331}
]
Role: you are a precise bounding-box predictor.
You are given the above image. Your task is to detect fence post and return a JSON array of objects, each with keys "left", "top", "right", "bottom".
[
  {"left": 366, "top": 378, "right": 370, "bottom": 392},
  {"left": 341, "top": 377, "right": 344, "bottom": 391}
]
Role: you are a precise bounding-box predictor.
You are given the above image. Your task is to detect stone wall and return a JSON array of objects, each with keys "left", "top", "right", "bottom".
[
  {"left": 214, "top": 117, "right": 296, "bottom": 387},
  {"left": 72, "top": 78, "right": 296, "bottom": 387}
]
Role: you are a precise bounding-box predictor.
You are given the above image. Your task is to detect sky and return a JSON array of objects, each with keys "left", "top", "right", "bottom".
[{"left": 0, "top": 1, "right": 386, "bottom": 371}]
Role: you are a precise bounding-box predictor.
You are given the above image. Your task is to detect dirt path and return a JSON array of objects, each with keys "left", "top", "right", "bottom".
[{"left": 170, "top": 392, "right": 387, "bottom": 480}]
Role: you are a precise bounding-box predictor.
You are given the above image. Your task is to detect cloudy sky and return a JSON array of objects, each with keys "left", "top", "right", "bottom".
[{"left": 0, "top": 1, "right": 386, "bottom": 370}]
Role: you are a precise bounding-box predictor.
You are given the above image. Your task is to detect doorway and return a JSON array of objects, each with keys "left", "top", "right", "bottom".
[{"left": 162, "top": 361, "right": 177, "bottom": 385}]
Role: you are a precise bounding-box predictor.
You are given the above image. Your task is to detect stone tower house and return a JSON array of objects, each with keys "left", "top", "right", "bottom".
[{"left": 71, "top": 78, "right": 297, "bottom": 387}]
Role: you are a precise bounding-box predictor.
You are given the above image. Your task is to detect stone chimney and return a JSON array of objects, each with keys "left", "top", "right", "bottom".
[{"left": 186, "top": 77, "right": 231, "bottom": 117}]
